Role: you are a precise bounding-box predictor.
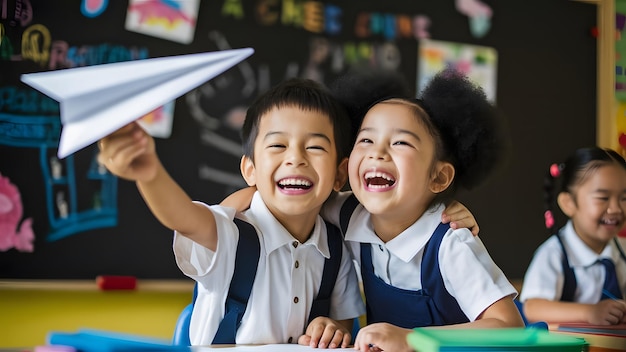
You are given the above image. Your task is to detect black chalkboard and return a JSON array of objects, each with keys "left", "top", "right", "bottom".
[{"left": 0, "top": 0, "right": 597, "bottom": 280}]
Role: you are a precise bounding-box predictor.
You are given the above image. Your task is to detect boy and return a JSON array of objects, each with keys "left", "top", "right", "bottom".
[{"left": 97, "top": 78, "right": 365, "bottom": 347}]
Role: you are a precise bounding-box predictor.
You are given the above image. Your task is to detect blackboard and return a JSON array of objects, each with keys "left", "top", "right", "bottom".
[{"left": 0, "top": 0, "right": 597, "bottom": 280}]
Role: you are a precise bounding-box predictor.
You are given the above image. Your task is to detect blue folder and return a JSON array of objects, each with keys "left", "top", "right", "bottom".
[{"left": 46, "top": 329, "right": 191, "bottom": 352}]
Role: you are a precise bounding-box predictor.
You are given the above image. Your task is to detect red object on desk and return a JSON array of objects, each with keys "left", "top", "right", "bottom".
[{"left": 96, "top": 275, "right": 137, "bottom": 290}]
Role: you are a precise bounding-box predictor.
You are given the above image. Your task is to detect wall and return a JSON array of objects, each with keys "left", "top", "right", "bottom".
[
  {"left": 0, "top": 0, "right": 598, "bottom": 281},
  {"left": 0, "top": 280, "right": 194, "bottom": 348}
]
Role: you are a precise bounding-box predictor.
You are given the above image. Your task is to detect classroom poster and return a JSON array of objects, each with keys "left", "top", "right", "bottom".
[
  {"left": 417, "top": 39, "right": 497, "bottom": 102},
  {"left": 125, "top": 0, "right": 200, "bottom": 44}
]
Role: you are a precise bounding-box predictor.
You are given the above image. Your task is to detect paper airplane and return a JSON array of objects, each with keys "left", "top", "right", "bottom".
[{"left": 21, "top": 47, "right": 254, "bottom": 158}]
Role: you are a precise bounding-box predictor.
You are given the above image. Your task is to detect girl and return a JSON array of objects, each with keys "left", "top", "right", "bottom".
[
  {"left": 323, "top": 68, "right": 524, "bottom": 352},
  {"left": 520, "top": 147, "right": 626, "bottom": 325}
]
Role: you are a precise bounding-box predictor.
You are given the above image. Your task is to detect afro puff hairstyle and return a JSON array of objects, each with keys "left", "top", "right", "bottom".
[
  {"left": 420, "top": 68, "right": 509, "bottom": 192},
  {"left": 330, "top": 67, "right": 509, "bottom": 201}
]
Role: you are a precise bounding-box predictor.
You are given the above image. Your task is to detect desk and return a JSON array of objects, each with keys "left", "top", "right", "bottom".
[{"left": 550, "top": 326, "right": 626, "bottom": 352}]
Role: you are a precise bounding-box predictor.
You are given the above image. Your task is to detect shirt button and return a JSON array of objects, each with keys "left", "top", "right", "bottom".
[
  {"left": 292, "top": 241, "right": 299, "bottom": 248},
  {"left": 379, "top": 244, "right": 384, "bottom": 251},
  {"left": 288, "top": 337, "right": 293, "bottom": 343},
  {"left": 294, "top": 296, "right": 299, "bottom": 303},
  {"left": 295, "top": 260, "right": 299, "bottom": 268}
]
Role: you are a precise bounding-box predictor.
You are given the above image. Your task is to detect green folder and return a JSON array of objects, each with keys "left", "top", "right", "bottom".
[{"left": 406, "top": 328, "right": 589, "bottom": 352}]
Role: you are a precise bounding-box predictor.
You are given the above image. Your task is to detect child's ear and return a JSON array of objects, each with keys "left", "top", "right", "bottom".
[
  {"left": 557, "top": 192, "right": 576, "bottom": 217},
  {"left": 430, "top": 161, "right": 455, "bottom": 194},
  {"left": 240, "top": 155, "right": 257, "bottom": 186},
  {"left": 333, "top": 158, "right": 349, "bottom": 192}
]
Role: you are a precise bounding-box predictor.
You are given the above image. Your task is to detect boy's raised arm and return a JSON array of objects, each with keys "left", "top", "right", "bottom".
[{"left": 98, "top": 122, "right": 218, "bottom": 250}]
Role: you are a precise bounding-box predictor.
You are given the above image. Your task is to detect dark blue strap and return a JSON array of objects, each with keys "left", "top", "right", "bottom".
[
  {"left": 421, "top": 222, "right": 468, "bottom": 325},
  {"left": 212, "top": 218, "right": 260, "bottom": 344},
  {"left": 339, "top": 194, "right": 360, "bottom": 236},
  {"left": 555, "top": 233, "right": 577, "bottom": 302},
  {"left": 308, "top": 221, "right": 343, "bottom": 323},
  {"left": 600, "top": 258, "right": 623, "bottom": 300}
]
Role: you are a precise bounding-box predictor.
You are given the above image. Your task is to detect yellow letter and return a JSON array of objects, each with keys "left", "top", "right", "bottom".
[
  {"left": 222, "top": 0, "right": 244, "bottom": 19},
  {"left": 282, "top": 0, "right": 303, "bottom": 27},
  {"left": 303, "top": 1, "right": 323, "bottom": 33},
  {"left": 22, "top": 24, "right": 50, "bottom": 67}
]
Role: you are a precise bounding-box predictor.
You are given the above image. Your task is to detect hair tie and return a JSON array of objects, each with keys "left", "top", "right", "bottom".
[
  {"left": 544, "top": 210, "right": 555, "bottom": 229},
  {"left": 549, "top": 163, "right": 561, "bottom": 178}
]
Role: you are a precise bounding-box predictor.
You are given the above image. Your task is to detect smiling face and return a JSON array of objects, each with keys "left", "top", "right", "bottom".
[
  {"left": 558, "top": 163, "right": 626, "bottom": 253},
  {"left": 241, "top": 106, "right": 346, "bottom": 238},
  {"left": 348, "top": 100, "right": 454, "bottom": 239}
]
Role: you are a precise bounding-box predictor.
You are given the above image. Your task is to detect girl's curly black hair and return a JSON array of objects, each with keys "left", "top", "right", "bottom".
[
  {"left": 330, "top": 67, "right": 509, "bottom": 203},
  {"left": 420, "top": 68, "right": 508, "bottom": 192}
]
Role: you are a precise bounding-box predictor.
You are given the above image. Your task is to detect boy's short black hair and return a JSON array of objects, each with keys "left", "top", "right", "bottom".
[{"left": 241, "top": 78, "right": 352, "bottom": 164}]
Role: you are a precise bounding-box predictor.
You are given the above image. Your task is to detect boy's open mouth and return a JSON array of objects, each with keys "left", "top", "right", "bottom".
[
  {"left": 600, "top": 218, "right": 621, "bottom": 226},
  {"left": 277, "top": 177, "right": 312, "bottom": 190}
]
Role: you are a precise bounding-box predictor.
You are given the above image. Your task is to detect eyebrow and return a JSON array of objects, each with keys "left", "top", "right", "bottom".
[
  {"left": 263, "top": 131, "right": 332, "bottom": 143},
  {"left": 357, "top": 127, "right": 422, "bottom": 142},
  {"left": 592, "top": 189, "right": 626, "bottom": 195}
]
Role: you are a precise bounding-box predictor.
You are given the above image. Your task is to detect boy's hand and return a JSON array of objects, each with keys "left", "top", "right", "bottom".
[
  {"left": 353, "top": 323, "right": 412, "bottom": 352},
  {"left": 97, "top": 122, "right": 159, "bottom": 182},
  {"left": 442, "top": 200, "right": 479, "bottom": 236},
  {"left": 299, "top": 316, "right": 351, "bottom": 348},
  {"left": 590, "top": 299, "right": 626, "bottom": 325}
]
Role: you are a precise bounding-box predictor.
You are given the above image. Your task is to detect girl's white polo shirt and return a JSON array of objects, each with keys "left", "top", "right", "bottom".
[
  {"left": 323, "top": 191, "right": 517, "bottom": 322},
  {"left": 520, "top": 220, "right": 626, "bottom": 304},
  {"left": 173, "top": 191, "right": 365, "bottom": 346}
]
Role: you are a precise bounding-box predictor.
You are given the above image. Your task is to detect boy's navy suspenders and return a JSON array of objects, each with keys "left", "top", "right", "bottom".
[
  {"left": 212, "top": 218, "right": 260, "bottom": 344},
  {"left": 308, "top": 223, "right": 343, "bottom": 321},
  {"left": 209, "top": 218, "right": 343, "bottom": 344},
  {"left": 557, "top": 233, "right": 626, "bottom": 302}
]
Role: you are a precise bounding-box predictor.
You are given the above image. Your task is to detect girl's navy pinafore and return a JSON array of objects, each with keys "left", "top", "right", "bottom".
[{"left": 359, "top": 222, "right": 469, "bottom": 328}]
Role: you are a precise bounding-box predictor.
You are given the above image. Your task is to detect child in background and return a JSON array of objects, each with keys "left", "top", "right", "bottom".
[
  {"left": 323, "top": 68, "right": 524, "bottom": 352},
  {"left": 97, "top": 78, "right": 365, "bottom": 347},
  {"left": 520, "top": 147, "right": 626, "bottom": 325}
]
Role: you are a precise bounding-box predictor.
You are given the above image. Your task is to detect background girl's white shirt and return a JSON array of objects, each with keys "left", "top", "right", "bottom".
[
  {"left": 173, "top": 191, "right": 365, "bottom": 345},
  {"left": 323, "top": 191, "right": 517, "bottom": 321},
  {"left": 520, "top": 220, "right": 626, "bottom": 304}
]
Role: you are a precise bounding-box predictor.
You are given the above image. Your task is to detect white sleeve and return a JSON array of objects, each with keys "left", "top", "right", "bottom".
[
  {"left": 172, "top": 202, "right": 239, "bottom": 281},
  {"left": 519, "top": 237, "right": 563, "bottom": 302},
  {"left": 439, "top": 228, "right": 518, "bottom": 321},
  {"left": 321, "top": 191, "right": 354, "bottom": 228},
  {"left": 329, "top": 240, "right": 366, "bottom": 320}
]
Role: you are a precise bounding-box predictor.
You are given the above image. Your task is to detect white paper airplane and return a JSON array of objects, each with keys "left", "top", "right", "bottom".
[{"left": 21, "top": 47, "right": 254, "bottom": 158}]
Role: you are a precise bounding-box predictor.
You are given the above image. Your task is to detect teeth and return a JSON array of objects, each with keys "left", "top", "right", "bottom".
[
  {"left": 364, "top": 170, "right": 395, "bottom": 189},
  {"left": 364, "top": 171, "right": 395, "bottom": 182},
  {"left": 278, "top": 178, "right": 312, "bottom": 187},
  {"left": 602, "top": 219, "right": 619, "bottom": 225}
]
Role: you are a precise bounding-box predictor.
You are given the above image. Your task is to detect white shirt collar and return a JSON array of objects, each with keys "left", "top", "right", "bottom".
[
  {"left": 387, "top": 204, "right": 444, "bottom": 262},
  {"left": 245, "top": 191, "right": 329, "bottom": 258},
  {"left": 344, "top": 202, "right": 444, "bottom": 263},
  {"left": 562, "top": 220, "right": 621, "bottom": 267}
]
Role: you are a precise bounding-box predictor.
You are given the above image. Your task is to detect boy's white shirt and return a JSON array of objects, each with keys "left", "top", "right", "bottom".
[
  {"left": 520, "top": 220, "right": 626, "bottom": 303},
  {"left": 173, "top": 191, "right": 365, "bottom": 346},
  {"left": 322, "top": 191, "right": 517, "bottom": 321}
]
